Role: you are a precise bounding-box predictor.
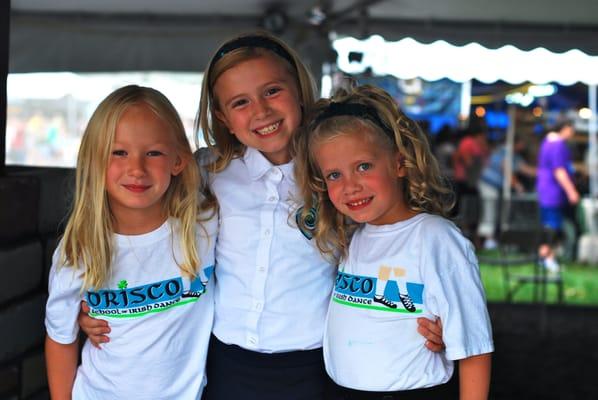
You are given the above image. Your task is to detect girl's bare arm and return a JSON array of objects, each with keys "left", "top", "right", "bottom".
[
  {"left": 45, "top": 335, "right": 78, "bottom": 400},
  {"left": 459, "top": 353, "right": 492, "bottom": 400}
]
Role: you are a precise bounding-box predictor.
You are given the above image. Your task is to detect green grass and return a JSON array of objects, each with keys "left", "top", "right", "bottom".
[{"left": 479, "top": 254, "right": 598, "bottom": 305}]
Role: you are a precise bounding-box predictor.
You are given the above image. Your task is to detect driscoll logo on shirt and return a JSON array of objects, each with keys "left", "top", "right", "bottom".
[
  {"left": 87, "top": 265, "right": 214, "bottom": 319},
  {"left": 333, "top": 271, "right": 424, "bottom": 314}
]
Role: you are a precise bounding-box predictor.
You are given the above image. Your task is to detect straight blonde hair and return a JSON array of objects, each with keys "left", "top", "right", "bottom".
[
  {"left": 294, "top": 85, "right": 455, "bottom": 260},
  {"left": 61, "top": 85, "right": 205, "bottom": 290}
]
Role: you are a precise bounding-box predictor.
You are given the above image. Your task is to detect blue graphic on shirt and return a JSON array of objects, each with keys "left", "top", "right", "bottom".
[
  {"left": 333, "top": 270, "right": 424, "bottom": 313},
  {"left": 86, "top": 265, "right": 214, "bottom": 318},
  {"left": 183, "top": 265, "right": 215, "bottom": 298},
  {"left": 295, "top": 205, "right": 317, "bottom": 240}
]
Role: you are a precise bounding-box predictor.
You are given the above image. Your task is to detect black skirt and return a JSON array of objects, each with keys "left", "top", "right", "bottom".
[
  {"left": 201, "top": 334, "right": 334, "bottom": 400},
  {"left": 329, "top": 376, "right": 457, "bottom": 400}
]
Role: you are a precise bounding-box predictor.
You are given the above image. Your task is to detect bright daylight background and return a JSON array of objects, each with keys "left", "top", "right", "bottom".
[{"left": 6, "top": 72, "right": 204, "bottom": 167}]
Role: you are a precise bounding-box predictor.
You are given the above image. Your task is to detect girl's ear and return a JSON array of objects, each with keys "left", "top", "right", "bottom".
[
  {"left": 171, "top": 155, "right": 188, "bottom": 176},
  {"left": 396, "top": 153, "right": 407, "bottom": 178},
  {"left": 214, "top": 110, "right": 233, "bottom": 134}
]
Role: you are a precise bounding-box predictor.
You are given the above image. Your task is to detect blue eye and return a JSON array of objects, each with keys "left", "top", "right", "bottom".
[
  {"left": 326, "top": 171, "right": 341, "bottom": 181},
  {"left": 357, "top": 162, "right": 372, "bottom": 172},
  {"left": 265, "top": 87, "right": 281, "bottom": 96},
  {"left": 112, "top": 150, "right": 127, "bottom": 157},
  {"left": 231, "top": 98, "right": 248, "bottom": 108},
  {"left": 147, "top": 151, "right": 164, "bottom": 157}
]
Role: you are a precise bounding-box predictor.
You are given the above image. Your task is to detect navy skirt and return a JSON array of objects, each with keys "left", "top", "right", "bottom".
[
  {"left": 201, "top": 334, "right": 334, "bottom": 400},
  {"left": 328, "top": 377, "right": 457, "bottom": 400}
]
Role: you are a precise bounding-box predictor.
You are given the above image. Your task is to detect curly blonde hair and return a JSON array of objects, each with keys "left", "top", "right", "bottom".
[
  {"left": 293, "top": 85, "right": 454, "bottom": 259},
  {"left": 195, "top": 31, "right": 317, "bottom": 173},
  {"left": 61, "top": 85, "right": 206, "bottom": 289}
]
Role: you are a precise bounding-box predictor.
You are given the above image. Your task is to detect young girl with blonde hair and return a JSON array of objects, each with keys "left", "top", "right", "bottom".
[
  {"left": 79, "top": 34, "right": 445, "bottom": 399},
  {"left": 194, "top": 31, "right": 337, "bottom": 399},
  {"left": 45, "top": 85, "right": 217, "bottom": 399},
  {"left": 295, "top": 85, "right": 494, "bottom": 400}
]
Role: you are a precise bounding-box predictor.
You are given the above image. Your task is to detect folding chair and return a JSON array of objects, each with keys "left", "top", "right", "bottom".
[{"left": 480, "top": 194, "right": 564, "bottom": 303}]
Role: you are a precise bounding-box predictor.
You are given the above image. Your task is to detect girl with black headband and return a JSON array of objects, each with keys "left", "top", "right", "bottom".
[
  {"left": 78, "top": 32, "right": 444, "bottom": 399},
  {"left": 294, "top": 85, "right": 494, "bottom": 400}
]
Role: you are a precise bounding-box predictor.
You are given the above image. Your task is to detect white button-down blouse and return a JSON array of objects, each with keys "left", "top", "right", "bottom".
[{"left": 204, "top": 147, "right": 336, "bottom": 353}]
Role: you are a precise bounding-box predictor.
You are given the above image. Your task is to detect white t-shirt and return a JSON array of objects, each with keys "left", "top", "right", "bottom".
[
  {"left": 45, "top": 217, "right": 217, "bottom": 400},
  {"left": 324, "top": 213, "right": 494, "bottom": 391},
  {"left": 199, "top": 147, "right": 336, "bottom": 352}
]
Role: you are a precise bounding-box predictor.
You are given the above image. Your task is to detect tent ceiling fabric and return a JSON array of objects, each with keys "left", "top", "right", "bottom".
[
  {"left": 9, "top": 13, "right": 262, "bottom": 73},
  {"left": 334, "top": 35, "right": 598, "bottom": 85},
  {"left": 9, "top": 0, "right": 598, "bottom": 73}
]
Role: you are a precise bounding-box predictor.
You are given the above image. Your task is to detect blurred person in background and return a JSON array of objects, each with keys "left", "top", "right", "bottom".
[
  {"left": 433, "top": 124, "right": 458, "bottom": 183},
  {"left": 478, "top": 135, "right": 536, "bottom": 249},
  {"left": 536, "top": 121, "right": 579, "bottom": 272},
  {"left": 453, "top": 120, "right": 489, "bottom": 248}
]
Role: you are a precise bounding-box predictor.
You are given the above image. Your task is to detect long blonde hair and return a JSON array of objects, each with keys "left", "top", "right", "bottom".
[
  {"left": 196, "top": 31, "right": 318, "bottom": 174},
  {"left": 61, "top": 85, "right": 204, "bottom": 289},
  {"left": 294, "top": 85, "right": 455, "bottom": 259}
]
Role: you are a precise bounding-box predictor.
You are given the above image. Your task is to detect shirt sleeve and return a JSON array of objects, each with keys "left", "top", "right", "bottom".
[
  {"left": 45, "top": 245, "right": 85, "bottom": 344},
  {"left": 550, "top": 140, "right": 572, "bottom": 171},
  {"left": 422, "top": 220, "right": 494, "bottom": 361}
]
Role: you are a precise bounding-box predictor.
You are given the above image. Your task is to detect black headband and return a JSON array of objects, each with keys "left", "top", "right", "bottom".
[
  {"left": 212, "top": 35, "right": 296, "bottom": 67},
  {"left": 312, "top": 102, "right": 394, "bottom": 138}
]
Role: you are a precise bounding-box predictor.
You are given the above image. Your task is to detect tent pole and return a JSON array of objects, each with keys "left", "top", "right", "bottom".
[
  {"left": 589, "top": 84, "right": 597, "bottom": 198},
  {"left": 460, "top": 80, "right": 472, "bottom": 128},
  {"left": 501, "top": 104, "right": 516, "bottom": 231}
]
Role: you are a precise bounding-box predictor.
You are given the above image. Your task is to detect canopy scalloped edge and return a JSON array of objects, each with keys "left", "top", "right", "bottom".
[{"left": 333, "top": 35, "right": 598, "bottom": 86}]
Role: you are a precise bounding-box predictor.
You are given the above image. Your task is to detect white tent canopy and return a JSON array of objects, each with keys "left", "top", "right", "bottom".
[
  {"left": 333, "top": 35, "right": 598, "bottom": 85},
  {"left": 333, "top": 35, "right": 598, "bottom": 197}
]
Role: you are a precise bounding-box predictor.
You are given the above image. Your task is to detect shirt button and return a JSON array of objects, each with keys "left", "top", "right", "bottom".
[
  {"left": 248, "top": 336, "right": 257, "bottom": 346},
  {"left": 254, "top": 301, "right": 263, "bottom": 311},
  {"left": 258, "top": 266, "right": 265, "bottom": 272},
  {"left": 268, "top": 196, "right": 276, "bottom": 202},
  {"left": 264, "top": 229, "right": 271, "bottom": 236}
]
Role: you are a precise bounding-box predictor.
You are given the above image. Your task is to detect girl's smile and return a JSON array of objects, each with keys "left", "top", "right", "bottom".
[
  {"left": 122, "top": 184, "right": 152, "bottom": 193},
  {"left": 345, "top": 196, "right": 373, "bottom": 210},
  {"left": 214, "top": 54, "right": 302, "bottom": 165},
  {"left": 254, "top": 120, "right": 282, "bottom": 137}
]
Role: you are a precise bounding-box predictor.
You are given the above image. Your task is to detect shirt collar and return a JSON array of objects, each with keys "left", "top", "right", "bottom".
[{"left": 243, "top": 147, "right": 295, "bottom": 181}]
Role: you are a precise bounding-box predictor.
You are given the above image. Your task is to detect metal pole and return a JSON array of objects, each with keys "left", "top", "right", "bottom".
[
  {"left": 589, "top": 84, "right": 597, "bottom": 198},
  {"left": 460, "top": 80, "right": 472, "bottom": 127},
  {"left": 0, "top": 0, "right": 9, "bottom": 175},
  {"left": 501, "top": 104, "right": 516, "bottom": 231}
]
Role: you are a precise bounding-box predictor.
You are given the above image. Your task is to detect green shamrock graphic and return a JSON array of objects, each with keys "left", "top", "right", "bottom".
[{"left": 118, "top": 280, "right": 128, "bottom": 290}]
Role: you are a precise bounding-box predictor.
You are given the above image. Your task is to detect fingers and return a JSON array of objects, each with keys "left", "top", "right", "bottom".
[
  {"left": 424, "top": 339, "right": 444, "bottom": 353},
  {"left": 417, "top": 317, "right": 445, "bottom": 353},
  {"left": 78, "top": 309, "right": 109, "bottom": 328},
  {"left": 82, "top": 324, "right": 111, "bottom": 349},
  {"left": 417, "top": 323, "right": 443, "bottom": 346},
  {"left": 78, "top": 301, "right": 111, "bottom": 349},
  {"left": 86, "top": 328, "right": 111, "bottom": 349},
  {"left": 419, "top": 317, "right": 443, "bottom": 336}
]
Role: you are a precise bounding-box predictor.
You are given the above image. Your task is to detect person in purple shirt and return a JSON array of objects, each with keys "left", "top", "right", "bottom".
[{"left": 536, "top": 121, "right": 580, "bottom": 272}]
